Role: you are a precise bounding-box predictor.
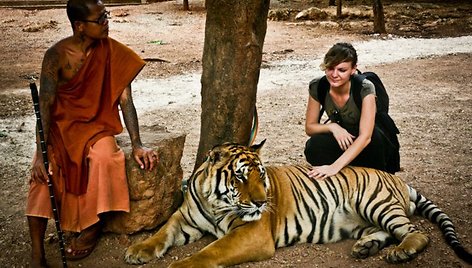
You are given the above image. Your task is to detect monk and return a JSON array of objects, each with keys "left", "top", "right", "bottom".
[{"left": 26, "top": 0, "right": 158, "bottom": 266}]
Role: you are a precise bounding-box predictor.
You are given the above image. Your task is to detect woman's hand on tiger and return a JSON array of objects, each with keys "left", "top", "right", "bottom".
[
  {"left": 308, "top": 165, "right": 340, "bottom": 180},
  {"left": 330, "top": 124, "right": 355, "bottom": 151}
]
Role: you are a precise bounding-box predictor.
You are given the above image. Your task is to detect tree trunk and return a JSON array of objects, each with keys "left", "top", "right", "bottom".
[
  {"left": 373, "top": 0, "right": 386, "bottom": 33},
  {"left": 182, "top": 0, "right": 189, "bottom": 11},
  {"left": 194, "top": 0, "right": 270, "bottom": 171},
  {"left": 336, "top": 0, "right": 342, "bottom": 18}
]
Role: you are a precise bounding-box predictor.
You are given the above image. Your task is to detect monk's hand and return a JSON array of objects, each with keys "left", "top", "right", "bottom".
[
  {"left": 30, "top": 150, "right": 52, "bottom": 184},
  {"left": 132, "top": 146, "right": 159, "bottom": 171}
]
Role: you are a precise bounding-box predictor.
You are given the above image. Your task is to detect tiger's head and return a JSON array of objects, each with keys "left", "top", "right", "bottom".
[{"left": 198, "top": 140, "right": 270, "bottom": 222}]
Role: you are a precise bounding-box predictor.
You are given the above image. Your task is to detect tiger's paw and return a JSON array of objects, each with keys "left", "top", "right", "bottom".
[
  {"left": 351, "top": 239, "right": 382, "bottom": 259},
  {"left": 386, "top": 246, "right": 418, "bottom": 263},
  {"left": 124, "top": 243, "right": 156, "bottom": 265},
  {"left": 386, "top": 232, "right": 429, "bottom": 263},
  {"left": 351, "top": 231, "right": 391, "bottom": 259}
]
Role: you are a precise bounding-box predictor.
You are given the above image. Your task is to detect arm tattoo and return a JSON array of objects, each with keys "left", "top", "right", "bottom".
[
  {"left": 65, "top": 61, "right": 72, "bottom": 70},
  {"left": 37, "top": 47, "right": 60, "bottom": 150},
  {"left": 120, "top": 85, "right": 143, "bottom": 148}
]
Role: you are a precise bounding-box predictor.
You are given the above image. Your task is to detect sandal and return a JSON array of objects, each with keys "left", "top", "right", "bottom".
[{"left": 65, "top": 236, "right": 97, "bottom": 260}]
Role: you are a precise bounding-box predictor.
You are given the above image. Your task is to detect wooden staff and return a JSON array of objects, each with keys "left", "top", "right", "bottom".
[{"left": 30, "top": 82, "right": 68, "bottom": 268}]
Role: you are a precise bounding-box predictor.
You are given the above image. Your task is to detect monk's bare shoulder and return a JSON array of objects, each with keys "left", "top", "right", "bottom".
[
  {"left": 40, "top": 37, "right": 74, "bottom": 93},
  {"left": 42, "top": 37, "right": 83, "bottom": 84}
]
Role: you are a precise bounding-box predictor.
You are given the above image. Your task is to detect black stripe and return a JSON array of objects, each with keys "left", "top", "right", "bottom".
[
  {"left": 379, "top": 207, "right": 400, "bottom": 230},
  {"left": 376, "top": 201, "right": 399, "bottom": 229},
  {"left": 363, "top": 176, "right": 386, "bottom": 221},
  {"left": 290, "top": 167, "right": 320, "bottom": 243},
  {"left": 422, "top": 204, "right": 437, "bottom": 218},
  {"left": 180, "top": 225, "right": 191, "bottom": 244},
  {"left": 287, "top": 216, "right": 302, "bottom": 246},
  {"left": 387, "top": 221, "right": 407, "bottom": 235},
  {"left": 305, "top": 199, "right": 317, "bottom": 243},
  {"left": 179, "top": 207, "right": 199, "bottom": 228},
  {"left": 354, "top": 170, "right": 368, "bottom": 221},
  {"left": 288, "top": 175, "right": 304, "bottom": 217},
  {"left": 324, "top": 178, "right": 340, "bottom": 207},
  {"left": 429, "top": 210, "right": 443, "bottom": 222},
  {"left": 298, "top": 173, "right": 321, "bottom": 209},
  {"left": 188, "top": 175, "right": 215, "bottom": 227},
  {"left": 283, "top": 217, "right": 290, "bottom": 245}
]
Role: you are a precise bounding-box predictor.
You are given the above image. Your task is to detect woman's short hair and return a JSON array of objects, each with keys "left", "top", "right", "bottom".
[{"left": 320, "top": 42, "right": 358, "bottom": 70}]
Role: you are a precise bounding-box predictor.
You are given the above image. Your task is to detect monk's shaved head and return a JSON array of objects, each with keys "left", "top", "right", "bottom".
[{"left": 66, "top": 0, "right": 102, "bottom": 29}]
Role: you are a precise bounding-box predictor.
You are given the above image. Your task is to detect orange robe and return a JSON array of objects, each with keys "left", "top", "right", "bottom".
[
  {"left": 26, "top": 37, "right": 145, "bottom": 231},
  {"left": 26, "top": 137, "right": 130, "bottom": 232},
  {"left": 50, "top": 37, "right": 145, "bottom": 195}
]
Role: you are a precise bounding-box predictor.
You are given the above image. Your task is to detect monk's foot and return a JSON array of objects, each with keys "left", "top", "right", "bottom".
[
  {"left": 65, "top": 222, "right": 101, "bottom": 261},
  {"left": 30, "top": 256, "right": 48, "bottom": 268}
]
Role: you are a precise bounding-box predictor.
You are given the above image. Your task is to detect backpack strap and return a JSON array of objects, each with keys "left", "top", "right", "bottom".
[
  {"left": 316, "top": 76, "right": 330, "bottom": 122},
  {"left": 351, "top": 73, "right": 365, "bottom": 111}
]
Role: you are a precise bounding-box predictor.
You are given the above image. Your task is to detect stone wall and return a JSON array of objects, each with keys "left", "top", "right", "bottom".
[{"left": 103, "top": 125, "right": 185, "bottom": 234}]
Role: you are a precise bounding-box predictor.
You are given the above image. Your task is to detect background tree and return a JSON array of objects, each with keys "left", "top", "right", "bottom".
[
  {"left": 373, "top": 0, "right": 386, "bottom": 33},
  {"left": 183, "top": 0, "right": 189, "bottom": 11},
  {"left": 336, "top": 0, "right": 343, "bottom": 18},
  {"left": 329, "top": 0, "right": 336, "bottom": 6},
  {"left": 194, "top": 0, "right": 270, "bottom": 170}
]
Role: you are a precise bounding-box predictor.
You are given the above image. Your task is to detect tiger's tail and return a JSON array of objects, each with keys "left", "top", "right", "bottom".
[{"left": 408, "top": 185, "right": 472, "bottom": 264}]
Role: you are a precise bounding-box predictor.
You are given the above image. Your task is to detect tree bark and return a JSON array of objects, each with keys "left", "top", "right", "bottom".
[
  {"left": 373, "top": 0, "right": 387, "bottom": 33},
  {"left": 336, "top": 0, "right": 342, "bottom": 18},
  {"left": 194, "top": 0, "right": 270, "bottom": 171},
  {"left": 182, "top": 0, "right": 189, "bottom": 11}
]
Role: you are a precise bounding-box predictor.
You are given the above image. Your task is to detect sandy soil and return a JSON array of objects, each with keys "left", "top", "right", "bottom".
[{"left": 0, "top": 0, "right": 471, "bottom": 267}]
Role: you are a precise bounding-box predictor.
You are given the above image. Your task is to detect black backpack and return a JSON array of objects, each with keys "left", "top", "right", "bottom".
[{"left": 315, "top": 71, "right": 401, "bottom": 173}]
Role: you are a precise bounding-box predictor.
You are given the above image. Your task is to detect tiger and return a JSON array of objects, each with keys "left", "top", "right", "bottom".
[{"left": 125, "top": 140, "right": 472, "bottom": 268}]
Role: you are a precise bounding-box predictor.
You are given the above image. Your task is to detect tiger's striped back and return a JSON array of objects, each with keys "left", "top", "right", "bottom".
[{"left": 266, "top": 166, "right": 410, "bottom": 246}]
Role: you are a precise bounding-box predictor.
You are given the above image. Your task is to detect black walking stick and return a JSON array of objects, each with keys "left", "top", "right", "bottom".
[{"left": 30, "top": 82, "right": 68, "bottom": 268}]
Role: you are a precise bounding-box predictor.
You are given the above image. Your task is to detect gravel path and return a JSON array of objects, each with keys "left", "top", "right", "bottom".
[{"left": 132, "top": 35, "right": 472, "bottom": 112}]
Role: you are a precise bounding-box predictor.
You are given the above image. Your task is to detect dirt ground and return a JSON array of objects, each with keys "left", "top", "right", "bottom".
[{"left": 0, "top": 0, "right": 471, "bottom": 267}]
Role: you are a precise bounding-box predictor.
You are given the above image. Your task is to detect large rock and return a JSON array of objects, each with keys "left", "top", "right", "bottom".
[
  {"left": 103, "top": 125, "right": 185, "bottom": 234},
  {"left": 295, "top": 7, "right": 329, "bottom": 20},
  {"left": 268, "top": 8, "right": 297, "bottom": 21}
]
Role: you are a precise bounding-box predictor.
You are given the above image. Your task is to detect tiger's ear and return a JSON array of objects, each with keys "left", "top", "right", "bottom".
[
  {"left": 208, "top": 150, "right": 221, "bottom": 164},
  {"left": 208, "top": 146, "right": 230, "bottom": 165},
  {"left": 249, "top": 139, "right": 266, "bottom": 154}
]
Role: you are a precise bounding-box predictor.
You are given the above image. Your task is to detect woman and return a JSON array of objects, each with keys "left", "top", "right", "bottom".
[{"left": 304, "top": 42, "right": 393, "bottom": 180}]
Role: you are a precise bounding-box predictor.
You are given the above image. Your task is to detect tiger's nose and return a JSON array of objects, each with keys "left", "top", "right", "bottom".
[{"left": 253, "top": 200, "right": 266, "bottom": 208}]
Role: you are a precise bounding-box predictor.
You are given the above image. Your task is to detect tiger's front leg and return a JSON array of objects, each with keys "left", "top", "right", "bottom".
[
  {"left": 125, "top": 210, "right": 204, "bottom": 265},
  {"left": 170, "top": 219, "right": 275, "bottom": 268}
]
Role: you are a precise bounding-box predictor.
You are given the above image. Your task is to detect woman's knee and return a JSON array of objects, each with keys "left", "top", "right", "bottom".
[
  {"left": 352, "top": 129, "right": 388, "bottom": 170},
  {"left": 304, "top": 138, "right": 316, "bottom": 165},
  {"left": 304, "top": 134, "right": 341, "bottom": 166}
]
